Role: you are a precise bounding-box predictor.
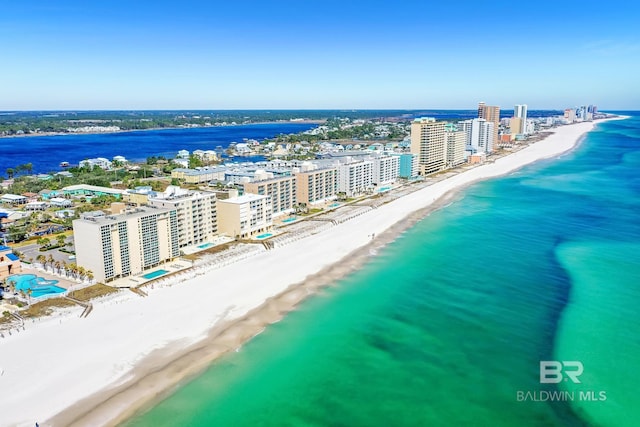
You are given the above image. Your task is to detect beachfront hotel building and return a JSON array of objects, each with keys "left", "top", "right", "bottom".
[
  {"left": 478, "top": 102, "right": 500, "bottom": 150},
  {"left": 243, "top": 175, "right": 297, "bottom": 217},
  {"left": 73, "top": 207, "right": 179, "bottom": 283},
  {"left": 293, "top": 165, "right": 338, "bottom": 205},
  {"left": 458, "top": 119, "right": 495, "bottom": 154},
  {"left": 216, "top": 194, "right": 273, "bottom": 239},
  {"left": 147, "top": 186, "right": 218, "bottom": 249},
  {"left": 514, "top": 104, "right": 528, "bottom": 134},
  {"left": 337, "top": 160, "right": 374, "bottom": 197},
  {"left": 410, "top": 117, "right": 446, "bottom": 176},
  {"left": 393, "top": 153, "right": 419, "bottom": 179},
  {"left": 372, "top": 154, "right": 400, "bottom": 186},
  {"left": 444, "top": 124, "right": 467, "bottom": 167},
  {"left": 564, "top": 108, "right": 577, "bottom": 123},
  {"left": 509, "top": 117, "right": 523, "bottom": 140}
]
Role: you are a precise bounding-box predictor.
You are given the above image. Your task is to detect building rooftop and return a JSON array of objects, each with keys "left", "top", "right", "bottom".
[
  {"left": 218, "top": 193, "right": 269, "bottom": 204},
  {"left": 75, "top": 206, "right": 173, "bottom": 224},
  {"left": 0, "top": 194, "right": 27, "bottom": 201},
  {"left": 62, "top": 184, "right": 125, "bottom": 194}
]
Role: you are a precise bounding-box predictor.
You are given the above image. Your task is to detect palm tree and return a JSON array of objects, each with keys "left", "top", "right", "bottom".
[
  {"left": 26, "top": 289, "right": 32, "bottom": 305},
  {"left": 36, "top": 254, "right": 46, "bottom": 268},
  {"left": 54, "top": 261, "right": 61, "bottom": 275},
  {"left": 56, "top": 233, "right": 66, "bottom": 248},
  {"left": 67, "top": 263, "right": 78, "bottom": 279},
  {"left": 77, "top": 266, "right": 86, "bottom": 281},
  {"left": 86, "top": 271, "right": 94, "bottom": 283},
  {"left": 7, "top": 279, "right": 17, "bottom": 295},
  {"left": 47, "top": 254, "right": 55, "bottom": 272}
]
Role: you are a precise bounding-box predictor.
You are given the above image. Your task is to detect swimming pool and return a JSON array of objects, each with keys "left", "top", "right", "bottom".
[
  {"left": 255, "top": 233, "right": 273, "bottom": 239},
  {"left": 282, "top": 217, "right": 296, "bottom": 223},
  {"left": 197, "top": 242, "right": 215, "bottom": 249},
  {"left": 141, "top": 269, "right": 169, "bottom": 280},
  {"left": 6, "top": 274, "right": 66, "bottom": 298},
  {"left": 329, "top": 202, "right": 341, "bottom": 207}
]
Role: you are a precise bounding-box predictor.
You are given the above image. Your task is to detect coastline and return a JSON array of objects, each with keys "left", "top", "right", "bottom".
[
  {"left": 0, "top": 118, "right": 624, "bottom": 427},
  {"left": 0, "top": 120, "right": 324, "bottom": 140}
]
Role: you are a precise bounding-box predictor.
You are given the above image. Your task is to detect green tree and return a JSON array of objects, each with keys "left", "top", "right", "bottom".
[
  {"left": 37, "top": 237, "right": 50, "bottom": 249},
  {"left": 188, "top": 155, "right": 204, "bottom": 168},
  {"left": 6, "top": 168, "right": 14, "bottom": 179}
]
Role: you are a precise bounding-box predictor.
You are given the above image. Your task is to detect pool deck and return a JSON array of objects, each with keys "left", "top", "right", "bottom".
[
  {"left": 181, "top": 236, "right": 234, "bottom": 255},
  {"left": 108, "top": 259, "right": 193, "bottom": 289},
  {"left": 18, "top": 265, "right": 77, "bottom": 291}
]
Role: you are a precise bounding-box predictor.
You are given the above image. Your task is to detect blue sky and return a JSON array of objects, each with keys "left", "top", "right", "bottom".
[{"left": 1, "top": 0, "right": 638, "bottom": 110}]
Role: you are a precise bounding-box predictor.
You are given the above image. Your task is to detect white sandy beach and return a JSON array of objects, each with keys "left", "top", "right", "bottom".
[{"left": 0, "top": 118, "right": 620, "bottom": 427}]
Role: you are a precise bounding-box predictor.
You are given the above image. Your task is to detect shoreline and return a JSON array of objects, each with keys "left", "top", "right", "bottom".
[
  {"left": 0, "top": 120, "right": 324, "bottom": 140},
  {"left": 0, "top": 117, "right": 624, "bottom": 427}
]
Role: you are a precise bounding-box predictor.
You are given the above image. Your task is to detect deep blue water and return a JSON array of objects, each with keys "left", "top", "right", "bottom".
[
  {"left": 125, "top": 112, "right": 640, "bottom": 427},
  {"left": 0, "top": 123, "right": 315, "bottom": 175}
]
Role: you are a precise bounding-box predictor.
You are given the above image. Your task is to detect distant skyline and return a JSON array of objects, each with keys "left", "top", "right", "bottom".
[{"left": 1, "top": 0, "right": 639, "bottom": 110}]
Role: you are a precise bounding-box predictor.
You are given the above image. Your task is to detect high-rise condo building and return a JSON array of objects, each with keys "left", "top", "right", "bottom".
[
  {"left": 372, "top": 154, "right": 400, "bottom": 186},
  {"left": 457, "top": 119, "right": 495, "bottom": 154},
  {"left": 148, "top": 186, "right": 218, "bottom": 249},
  {"left": 294, "top": 165, "right": 338, "bottom": 205},
  {"left": 478, "top": 102, "right": 500, "bottom": 149},
  {"left": 216, "top": 193, "right": 273, "bottom": 239},
  {"left": 564, "top": 108, "right": 577, "bottom": 123},
  {"left": 337, "top": 160, "right": 374, "bottom": 197},
  {"left": 444, "top": 123, "right": 467, "bottom": 167},
  {"left": 393, "top": 153, "right": 419, "bottom": 179},
  {"left": 509, "top": 117, "right": 522, "bottom": 140},
  {"left": 73, "top": 207, "right": 179, "bottom": 283},
  {"left": 410, "top": 117, "right": 446, "bottom": 175},
  {"left": 514, "top": 104, "right": 528, "bottom": 134},
  {"left": 244, "top": 175, "right": 297, "bottom": 217}
]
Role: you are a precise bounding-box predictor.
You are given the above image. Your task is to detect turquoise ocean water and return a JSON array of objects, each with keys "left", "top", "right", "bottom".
[{"left": 125, "top": 114, "right": 640, "bottom": 427}]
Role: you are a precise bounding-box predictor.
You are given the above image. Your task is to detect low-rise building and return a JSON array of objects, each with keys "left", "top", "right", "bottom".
[
  {"left": 0, "top": 245, "right": 21, "bottom": 280},
  {"left": 62, "top": 184, "right": 124, "bottom": 199},
  {"left": 0, "top": 194, "right": 27, "bottom": 205},
  {"left": 50, "top": 197, "right": 73, "bottom": 208},
  {"left": 171, "top": 167, "right": 227, "bottom": 184},
  {"left": 80, "top": 157, "right": 112, "bottom": 170},
  {"left": 123, "top": 186, "right": 156, "bottom": 206}
]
